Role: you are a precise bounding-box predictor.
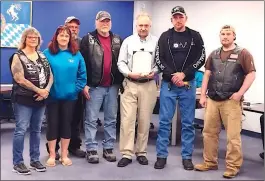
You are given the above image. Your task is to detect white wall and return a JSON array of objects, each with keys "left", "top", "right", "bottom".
[
  {"left": 133, "top": 1, "right": 154, "bottom": 34},
  {"left": 134, "top": 1, "right": 264, "bottom": 133}
]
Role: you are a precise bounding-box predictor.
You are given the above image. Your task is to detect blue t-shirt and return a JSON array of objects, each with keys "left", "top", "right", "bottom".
[{"left": 43, "top": 49, "right": 87, "bottom": 100}]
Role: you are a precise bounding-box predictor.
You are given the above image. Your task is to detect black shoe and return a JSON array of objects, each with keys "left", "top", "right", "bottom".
[
  {"left": 103, "top": 149, "right": 116, "bottom": 162},
  {"left": 117, "top": 158, "right": 132, "bottom": 167},
  {"left": 12, "top": 163, "right": 31, "bottom": 175},
  {"left": 86, "top": 150, "right": 99, "bottom": 164},
  {"left": 154, "top": 157, "right": 167, "bottom": 169},
  {"left": 150, "top": 123, "right": 155, "bottom": 130},
  {"left": 69, "top": 148, "right": 86, "bottom": 158},
  {"left": 259, "top": 152, "right": 264, "bottom": 159},
  {"left": 29, "top": 161, "right": 46, "bottom": 172},
  {"left": 136, "top": 156, "right": 148, "bottom": 165},
  {"left": 182, "top": 159, "right": 194, "bottom": 170}
]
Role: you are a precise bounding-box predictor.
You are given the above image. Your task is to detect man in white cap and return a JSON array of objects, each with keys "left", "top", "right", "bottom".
[
  {"left": 45, "top": 16, "right": 86, "bottom": 159},
  {"left": 65, "top": 16, "right": 82, "bottom": 46},
  {"left": 80, "top": 11, "right": 124, "bottom": 164}
]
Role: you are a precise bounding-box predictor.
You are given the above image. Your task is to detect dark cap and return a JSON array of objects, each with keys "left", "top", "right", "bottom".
[
  {"left": 96, "top": 11, "right": 111, "bottom": 21},
  {"left": 65, "top": 16, "right": 80, "bottom": 25},
  {"left": 171, "top": 6, "right": 186, "bottom": 16}
]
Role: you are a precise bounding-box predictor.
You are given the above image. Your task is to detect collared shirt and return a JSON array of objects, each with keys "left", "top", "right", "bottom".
[{"left": 117, "top": 33, "right": 159, "bottom": 77}]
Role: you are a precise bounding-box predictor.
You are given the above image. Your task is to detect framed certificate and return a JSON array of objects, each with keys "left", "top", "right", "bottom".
[{"left": 131, "top": 51, "right": 152, "bottom": 73}]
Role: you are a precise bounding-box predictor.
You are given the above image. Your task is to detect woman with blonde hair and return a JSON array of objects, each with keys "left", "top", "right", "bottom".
[
  {"left": 10, "top": 27, "right": 53, "bottom": 175},
  {"left": 43, "top": 25, "right": 87, "bottom": 167}
]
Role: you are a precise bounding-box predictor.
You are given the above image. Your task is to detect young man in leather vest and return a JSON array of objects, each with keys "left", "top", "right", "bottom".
[
  {"left": 194, "top": 25, "right": 256, "bottom": 179},
  {"left": 80, "top": 11, "right": 124, "bottom": 164}
]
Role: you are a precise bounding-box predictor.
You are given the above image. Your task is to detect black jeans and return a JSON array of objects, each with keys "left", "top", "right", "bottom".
[{"left": 69, "top": 93, "right": 85, "bottom": 149}]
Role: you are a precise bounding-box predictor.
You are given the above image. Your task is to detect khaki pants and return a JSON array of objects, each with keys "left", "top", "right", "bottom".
[
  {"left": 203, "top": 98, "right": 243, "bottom": 172},
  {"left": 119, "top": 79, "right": 157, "bottom": 159}
]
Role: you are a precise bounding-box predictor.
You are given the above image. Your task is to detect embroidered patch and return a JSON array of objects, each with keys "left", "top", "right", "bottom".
[
  {"left": 173, "top": 43, "right": 179, "bottom": 48},
  {"left": 113, "top": 37, "right": 120, "bottom": 44},
  {"left": 230, "top": 54, "right": 238, "bottom": 59},
  {"left": 89, "top": 36, "right": 94, "bottom": 44},
  {"left": 227, "top": 59, "right": 236, "bottom": 63}
]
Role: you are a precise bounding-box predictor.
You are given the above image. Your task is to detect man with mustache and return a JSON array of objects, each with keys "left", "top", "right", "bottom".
[
  {"left": 45, "top": 16, "right": 86, "bottom": 159},
  {"left": 80, "top": 11, "right": 124, "bottom": 164},
  {"left": 117, "top": 12, "right": 159, "bottom": 167},
  {"left": 154, "top": 6, "right": 206, "bottom": 170},
  {"left": 194, "top": 25, "right": 256, "bottom": 178}
]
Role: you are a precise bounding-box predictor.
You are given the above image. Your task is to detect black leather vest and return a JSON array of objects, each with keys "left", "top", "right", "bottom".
[
  {"left": 87, "top": 33, "right": 122, "bottom": 86},
  {"left": 11, "top": 50, "right": 51, "bottom": 98},
  {"left": 207, "top": 46, "right": 245, "bottom": 101}
]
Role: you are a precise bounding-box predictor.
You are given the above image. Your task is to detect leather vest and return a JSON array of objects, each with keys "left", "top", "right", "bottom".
[
  {"left": 11, "top": 50, "right": 51, "bottom": 98},
  {"left": 87, "top": 33, "right": 122, "bottom": 86},
  {"left": 207, "top": 46, "right": 245, "bottom": 101}
]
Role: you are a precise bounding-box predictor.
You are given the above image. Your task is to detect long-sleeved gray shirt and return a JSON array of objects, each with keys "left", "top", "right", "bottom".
[{"left": 117, "top": 34, "right": 159, "bottom": 78}]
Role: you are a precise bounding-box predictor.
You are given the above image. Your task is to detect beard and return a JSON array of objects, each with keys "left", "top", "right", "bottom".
[
  {"left": 72, "top": 33, "right": 77, "bottom": 39},
  {"left": 100, "top": 27, "right": 110, "bottom": 33}
]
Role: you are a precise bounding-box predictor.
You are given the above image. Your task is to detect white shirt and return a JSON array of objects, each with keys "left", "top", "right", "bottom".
[{"left": 117, "top": 33, "right": 159, "bottom": 77}]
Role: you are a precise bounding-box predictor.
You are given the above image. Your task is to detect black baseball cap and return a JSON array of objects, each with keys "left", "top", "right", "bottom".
[{"left": 171, "top": 6, "right": 186, "bottom": 16}]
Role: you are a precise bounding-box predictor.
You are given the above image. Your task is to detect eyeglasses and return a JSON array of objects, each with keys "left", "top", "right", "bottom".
[{"left": 27, "top": 36, "right": 38, "bottom": 40}]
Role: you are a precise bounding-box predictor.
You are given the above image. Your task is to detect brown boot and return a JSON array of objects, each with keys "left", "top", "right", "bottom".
[
  {"left": 194, "top": 163, "right": 218, "bottom": 171},
  {"left": 223, "top": 169, "right": 239, "bottom": 179}
]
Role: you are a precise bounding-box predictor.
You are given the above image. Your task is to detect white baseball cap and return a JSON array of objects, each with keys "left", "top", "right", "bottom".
[{"left": 65, "top": 16, "right": 80, "bottom": 25}]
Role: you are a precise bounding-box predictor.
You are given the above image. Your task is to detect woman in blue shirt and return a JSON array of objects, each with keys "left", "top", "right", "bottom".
[{"left": 43, "top": 25, "right": 87, "bottom": 167}]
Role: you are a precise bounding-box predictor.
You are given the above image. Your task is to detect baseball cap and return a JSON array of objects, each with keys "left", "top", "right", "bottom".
[
  {"left": 96, "top": 11, "right": 111, "bottom": 21},
  {"left": 65, "top": 16, "right": 80, "bottom": 25},
  {"left": 220, "top": 25, "right": 236, "bottom": 35},
  {"left": 171, "top": 6, "right": 186, "bottom": 16}
]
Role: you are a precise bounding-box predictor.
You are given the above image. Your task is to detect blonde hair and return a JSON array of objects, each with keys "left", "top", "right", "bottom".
[{"left": 18, "top": 27, "right": 43, "bottom": 50}]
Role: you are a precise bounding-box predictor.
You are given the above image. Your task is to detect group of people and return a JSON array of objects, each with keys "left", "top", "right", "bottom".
[{"left": 9, "top": 5, "right": 257, "bottom": 179}]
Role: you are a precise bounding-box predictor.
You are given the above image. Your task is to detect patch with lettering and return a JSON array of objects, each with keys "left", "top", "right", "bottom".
[
  {"left": 230, "top": 54, "right": 238, "bottom": 59},
  {"left": 227, "top": 59, "right": 236, "bottom": 63}
]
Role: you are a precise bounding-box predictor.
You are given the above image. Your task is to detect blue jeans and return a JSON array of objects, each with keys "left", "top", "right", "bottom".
[
  {"left": 12, "top": 103, "right": 46, "bottom": 165},
  {"left": 156, "top": 80, "right": 196, "bottom": 159},
  {"left": 84, "top": 85, "right": 119, "bottom": 151}
]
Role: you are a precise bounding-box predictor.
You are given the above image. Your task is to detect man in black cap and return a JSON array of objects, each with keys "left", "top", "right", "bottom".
[
  {"left": 45, "top": 16, "right": 86, "bottom": 159},
  {"left": 80, "top": 11, "right": 124, "bottom": 164},
  {"left": 154, "top": 6, "right": 205, "bottom": 170}
]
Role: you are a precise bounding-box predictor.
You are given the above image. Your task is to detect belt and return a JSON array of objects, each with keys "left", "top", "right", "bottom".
[{"left": 127, "top": 77, "right": 153, "bottom": 83}]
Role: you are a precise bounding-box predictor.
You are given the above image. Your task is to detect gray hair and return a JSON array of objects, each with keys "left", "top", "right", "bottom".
[
  {"left": 136, "top": 11, "right": 152, "bottom": 25},
  {"left": 18, "top": 27, "right": 42, "bottom": 50}
]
